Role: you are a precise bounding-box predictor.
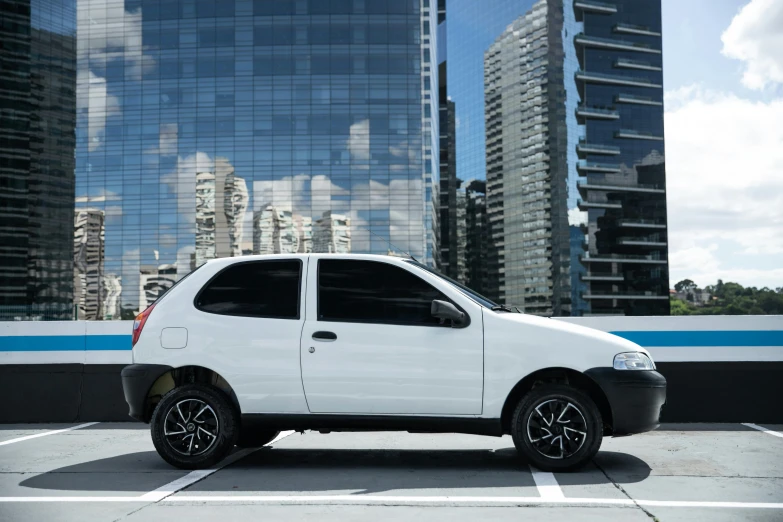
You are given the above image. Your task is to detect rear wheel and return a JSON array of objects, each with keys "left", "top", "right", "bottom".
[
  {"left": 150, "top": 384, "right": 238, "bottom": 469},
  {"left": 511, "top": 384, "right": 602, "bottom": 472}
]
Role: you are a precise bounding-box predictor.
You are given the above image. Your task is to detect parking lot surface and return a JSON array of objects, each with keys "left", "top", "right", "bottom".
[{"left": 0, "top": 423, "right": 781, "bottom": 521}]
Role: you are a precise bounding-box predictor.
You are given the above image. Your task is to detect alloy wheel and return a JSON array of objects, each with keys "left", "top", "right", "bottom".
[
  {"left": 163, "top": 399, "right": 219, "bottom": 456},
  {"left": 526, "top": 398, "right": 588, "bottom": 459}
]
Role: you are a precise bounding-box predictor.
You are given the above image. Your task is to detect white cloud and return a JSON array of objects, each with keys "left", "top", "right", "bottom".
[
  {"left": 75, "top": 188, "right": 121, "bottom": 203},
  {"left": 345, "top": 119, "right": 370, "bottom": 164},
  {"left": 82, "top": 71, "right": 120, "bottom": 151},
  {"left": 721, "top": 0, "right": 783, "bottom": 90},
  {"left": 162, "top": 152, "right": 215, "bottom": 217},
  {"left": 80, "top": 6, "right": 151, "bottom": 81},
  {"left": 665, "top": 85, "right": 783, "bottom": 287}
]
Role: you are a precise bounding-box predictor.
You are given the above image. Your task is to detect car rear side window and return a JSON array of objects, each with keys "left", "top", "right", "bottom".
[
  {"left": 318, "top": 259, "right": 450, "bottom": 326},
  {"left": 196, "top": 260, "right": 301, "bottom": 319}
]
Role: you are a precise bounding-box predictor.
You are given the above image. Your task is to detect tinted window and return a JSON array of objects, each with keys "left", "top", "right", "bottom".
[
  {"left": 196, "top": 260, "right": 301, "bottom": 319},
  {"left": 318, "top": 259, "right": 451, "bottom": 326}
]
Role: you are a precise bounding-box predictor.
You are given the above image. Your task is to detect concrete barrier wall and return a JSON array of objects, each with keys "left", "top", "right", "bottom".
[{"left": 1, "top": 316, "right": 782, "bottom": 423}]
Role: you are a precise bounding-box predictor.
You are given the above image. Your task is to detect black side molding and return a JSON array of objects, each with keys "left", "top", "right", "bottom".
[{"left": 241, "top": 414, "right": 503, "bottom": 437}]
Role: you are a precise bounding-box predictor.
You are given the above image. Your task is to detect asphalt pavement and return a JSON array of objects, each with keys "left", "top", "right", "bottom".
[{"left": 0, "top": 422, "right": 781, "bottom": 521}]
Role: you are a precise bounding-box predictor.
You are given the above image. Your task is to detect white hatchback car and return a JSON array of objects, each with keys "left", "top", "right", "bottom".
[{"left": 122, "top": 254, "right": 666, "bottom": 471}]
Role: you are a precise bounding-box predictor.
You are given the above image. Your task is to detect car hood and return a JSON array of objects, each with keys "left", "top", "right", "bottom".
[{"left": 488, "top": 310, "right": 651, "bottom": 361}]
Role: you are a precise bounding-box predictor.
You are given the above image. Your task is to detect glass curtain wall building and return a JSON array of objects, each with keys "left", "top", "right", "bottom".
[
  {"left": 441, "top": 0, "right": 668, "bottom": 315},
  {"left": 574, "top": 0, "right": 669, "bottom": 315},
  {"left": 75, "top": 0, "right": 437, "bottom": 318},
  {"left": 0, "top": 0, "right": 77, "bottom": 320}
]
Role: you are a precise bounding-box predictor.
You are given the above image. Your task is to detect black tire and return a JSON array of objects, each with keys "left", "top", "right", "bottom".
[
  {"left": 236, "top": 428, "right": 281, "bottom": 448},
  {"left": 150, "top": 384, "right": 238, "bottom": 470},
  {"left": 511, "top": 384, "right": 602, "bottom": 472}
]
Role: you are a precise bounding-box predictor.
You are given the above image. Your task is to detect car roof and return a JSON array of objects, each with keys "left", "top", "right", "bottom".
[{"left": 203, "top": 253, "right": 414, "bottom": 268}]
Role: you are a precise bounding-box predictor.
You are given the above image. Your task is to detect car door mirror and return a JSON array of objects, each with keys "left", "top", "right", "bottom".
[{"left": 431, "top": 299, "right": 466, "bottom": 326}]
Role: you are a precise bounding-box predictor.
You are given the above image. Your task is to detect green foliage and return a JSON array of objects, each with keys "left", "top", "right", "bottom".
[
  {"left": 670, "top": 280, "right": 783, "bottom": 315},
  {"left": 669, "top": 297, "right": 692, "bottom": 316}
]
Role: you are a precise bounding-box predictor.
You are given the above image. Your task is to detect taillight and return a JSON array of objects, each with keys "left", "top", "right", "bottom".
[{"left": 132, "top": 304, "right": 156, "bottom": 347}]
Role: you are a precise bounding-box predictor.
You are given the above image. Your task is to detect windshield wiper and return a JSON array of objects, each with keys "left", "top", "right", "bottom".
[{"left": 491, "top": 305, "right": 516, "bottom": 313}]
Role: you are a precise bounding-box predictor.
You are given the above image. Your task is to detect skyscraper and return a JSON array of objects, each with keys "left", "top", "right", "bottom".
[
  {"left": 440, "top": 0, "right": 667, "bottom": 315},
  {"left": 573, "top": 0, "right": 669, "bottom": 315},
  {"left": 74, "top": 0, "right": 438, "bottom": 317},
  {"left": 0, "top": 0, "right": 77, "bottom": 320},
  {"left": 484, "top": 0, "right": 568, "bottom": 314}
]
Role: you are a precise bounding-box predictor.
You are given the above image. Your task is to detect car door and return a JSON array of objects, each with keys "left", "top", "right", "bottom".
[
  {"left": 300, "top": 257, "right": 484, "bottom": 415},
  {"left": 188, "top": 257, "right": 310, "bottom": 414}
]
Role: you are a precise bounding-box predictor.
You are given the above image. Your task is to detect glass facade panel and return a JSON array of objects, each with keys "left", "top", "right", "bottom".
[
  {"left": 74, "top": 0, "right": 437, "bottom": 319},
  {"left": 441, "top": 0, "right": 667, "bottom": 316},
  {"left": 0, "top": 0, "right": 78, "bottom": 320}
]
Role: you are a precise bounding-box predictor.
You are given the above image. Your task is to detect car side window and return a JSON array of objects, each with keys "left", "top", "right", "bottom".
[
  {"left": 318, "top": 259, "right": 452, "bottom": 326},
  {"left": 196, "top": 260, "right": 301, "bottom": 319}
]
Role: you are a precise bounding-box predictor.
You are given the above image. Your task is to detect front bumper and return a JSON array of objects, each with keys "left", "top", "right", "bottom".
[
  {"left": 120, "top": 364, "right": 172, "bottom": 421},
  {"left": 585, "top": 367, "right": 666, "bottom": 435}
]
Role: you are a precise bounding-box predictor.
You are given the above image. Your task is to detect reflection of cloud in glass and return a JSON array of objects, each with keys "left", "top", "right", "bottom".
[
  {"left": 79, "top": 4, "right": 150, "bottom": 81},
  {"left": 346, "top": 119, "right": 370, "bottom": 164},
  {"left": 80, "top": 71, "right": 120, "bottom": 151},
  {"left": 75, "top": 188, "right": 121, "bottom": 204}
]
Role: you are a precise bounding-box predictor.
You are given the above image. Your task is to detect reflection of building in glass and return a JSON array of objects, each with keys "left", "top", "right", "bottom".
[
  {"left": 223, "top": 169, "right": 249, "bottom": 257},
  {"left": 0, "top": 0, "right": 77, "bottom": 320},
  {"left": 463, "top": 180, "right": 490, "bottom": 295},
  {"left": 138, "top": 264, "right": 177, "bottom": 311},
  {"left": 195, "top": 171, "right": 217, "bottom": 266},
  {"left": 195, "top": 158, "right": 248, "bottom": 266},
  {"left": 314, "top": 211, "right": 352, "bottom": 254},
  {"left": 74, "top": 1, "right": 438, "bottom": 317},
  {"left": 484, "top": 0, "right": 565, "bottom": 315},
  {"left": 102, "top": 274, "right": 122, "bottom": 320},
  {"left": 464, "top": 0, "right": 668, "bottom": 316},
  {"left": 74, "top": 209, "right": 105, "bottom": 320},
  {"left": 252, "top": 205, "right": 311, "bottom": 255}
]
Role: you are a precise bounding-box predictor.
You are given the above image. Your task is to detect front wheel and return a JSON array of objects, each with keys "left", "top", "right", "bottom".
[
  {"left": 511, "top": 384, "right": 602, "bottom": 472},
  {"left": 150, "top": 384, "right": 239, "bottom": 469}
]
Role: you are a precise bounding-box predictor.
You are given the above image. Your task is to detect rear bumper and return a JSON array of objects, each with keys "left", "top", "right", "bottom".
[
  {"left": 585, "top": 367, "right": 666, "bottom": 435},
  {"left": 120, "top": 364, "right": 172, "bottom": 422}
]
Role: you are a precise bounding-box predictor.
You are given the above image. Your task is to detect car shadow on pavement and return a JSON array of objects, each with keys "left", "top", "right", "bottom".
[{"left": 19, "top": 447, "right": 650, "bottom": 494}]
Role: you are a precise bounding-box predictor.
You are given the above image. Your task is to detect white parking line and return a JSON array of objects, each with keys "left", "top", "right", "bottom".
[
  {"left": 139, "top": 430, "right": 295, "bottom": 502},
  {"left": 163, "top": 496, "right": 783, "bottom": 509},
  {"left": 742, "top": 423, "right": 783, "bottom": 439},
  {"left": 529, "top": 467, "right": 565, "bottom": 500},
  {"left": 0, "top": 422, "right": 99, "bottom": 446},
  {"left": 0, "top": 493, "right": 780, "bottom": 509}
]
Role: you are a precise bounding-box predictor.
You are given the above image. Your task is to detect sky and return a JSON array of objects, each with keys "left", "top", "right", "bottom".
[{"left": 661, "top": 0, "right": 783, "bottom": 289}]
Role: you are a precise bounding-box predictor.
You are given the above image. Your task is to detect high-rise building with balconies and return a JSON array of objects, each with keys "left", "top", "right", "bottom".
[
  {"left": 572, "top": 0, "right": 668, "bottom": 315},
  {"left": 442, "top": 0, "right": 668, "bottom": 315}
]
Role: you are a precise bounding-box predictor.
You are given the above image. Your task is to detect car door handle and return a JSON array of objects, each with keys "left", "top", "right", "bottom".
[{"left": 312, "top": 331, "right": 337, "bottom": 342}]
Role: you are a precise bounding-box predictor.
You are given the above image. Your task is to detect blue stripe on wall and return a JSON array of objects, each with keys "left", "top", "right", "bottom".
[
  {"left": 2, "top": 331, "right": 782, "bottom": 352},
  {"left": 0, "top": 335, "right": 131, "bottom": 352},
  {"left": 85, "top": 335, "right": 132, "bottom": 351},
  {"left": 610, "top": 330, "right": 783, "bottom": 347}
]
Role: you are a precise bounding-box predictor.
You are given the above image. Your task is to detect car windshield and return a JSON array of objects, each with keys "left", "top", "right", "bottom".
[{"left": 403, "top": 259, "right": 499, "bottom": 309}]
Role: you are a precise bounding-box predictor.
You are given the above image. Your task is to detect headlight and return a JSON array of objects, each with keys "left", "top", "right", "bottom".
[{"left": 613, "top": 352, "right": 655, "bottom": 370}]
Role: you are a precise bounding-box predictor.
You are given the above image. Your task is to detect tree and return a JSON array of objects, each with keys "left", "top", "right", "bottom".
[
  {"left": 674, "top": 279, "right": 697, "bottom": 293},
  {"left": 669, "top": 297, "right": 692, "bottom": 316}
]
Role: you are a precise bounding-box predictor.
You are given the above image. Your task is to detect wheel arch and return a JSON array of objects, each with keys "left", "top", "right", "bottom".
[
  {"left": 142, "top": 365, "right": 239, "bottom": 422},
  {"left": 499, "top": 367, "right": 614, "bottom": 436}
]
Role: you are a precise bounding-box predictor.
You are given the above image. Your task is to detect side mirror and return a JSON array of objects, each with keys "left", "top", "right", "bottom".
[{"left": 431, "top": 299, "right": 466, "bottom": 326}]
